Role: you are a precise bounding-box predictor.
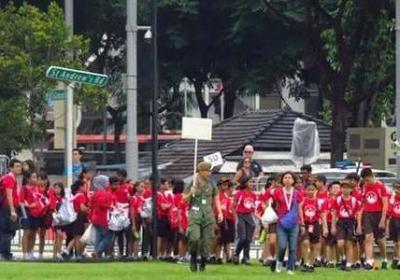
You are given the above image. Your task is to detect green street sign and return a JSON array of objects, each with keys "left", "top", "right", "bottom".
[
  {"left": 46, "top": 89, "right": 67, "bottom": 101},
  {"left": 46, "top": 66, "right": 108, "bottom": 87}
]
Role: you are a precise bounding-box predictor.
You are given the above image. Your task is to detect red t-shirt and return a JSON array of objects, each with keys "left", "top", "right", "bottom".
[
  {"left": 389, "top": 195, "right": 400, "bottom": 219},
  {"left": 271, "top": 188, "right": 302, "bottom": 217},
  {"left": 107, "top": 185, "right": 130, "bottom": 204},
  {"left": 130, "top": 194, "right": 145, "bottom": 216},
  {"left": 73, "top": 192, "right": 88, "bottom": 214},
  {"left": 1, "top": 172, "right": 19, "bottom": 208},
  {"left": 333, "top": 195, "right": 361, "bottom": 219},
  {"left": 301, "top": 197, "right": 326, "bottom": 224},
  {"left": 157, "top": 191, "right": 174, "bottom": 217},
  {"left": 362, "top": 181, "right": 389, "bottom": 212},
  {"left": 326, "top": 196, "right": 336, "bottom": 223},
  {"left": 219, "top": 191, "right": 234, "bottom": 220},
  {"left": 174, "top": 193, "right": 189, "bottom": 230},
  {"left": 143, "top": 188, "right": 153, "bottom": 199},
  {"left": 234, "top": 190, "right": 256, "bottom": 214},
  {"left": 90, "top": 189, "right": 113, "bottom": 228},
  {"left": 20, "top": 185, "right": 37, "bottom": 206},
  {"left": 47, "top": 188, "right": 59, "bottom": 211}
]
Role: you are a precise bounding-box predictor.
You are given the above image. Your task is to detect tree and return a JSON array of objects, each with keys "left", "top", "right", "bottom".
[
  {"left": 0, "top": 2, "right": 100, "bottom": 158},
  {"left": 261, "top": 0, "right": 394, "bottom": 165}
]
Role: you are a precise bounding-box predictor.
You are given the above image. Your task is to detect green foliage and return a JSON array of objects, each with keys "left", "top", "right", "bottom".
[
  {"left": 0, "top": 2, "right": 96, "bottom": 154},
  {"left": 0, "top": 97, "right": 30, "bottom": 155}
]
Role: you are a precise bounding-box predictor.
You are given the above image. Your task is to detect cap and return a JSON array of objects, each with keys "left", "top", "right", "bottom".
[
  {"left": 92, "top": 175, "right": 109, "bottom": 190},
  {"left": 197, "top": 162, "right": 212, "bottom": 172},
  {"left": 217, "top": 176, "right": 232, "bottom": 186}
]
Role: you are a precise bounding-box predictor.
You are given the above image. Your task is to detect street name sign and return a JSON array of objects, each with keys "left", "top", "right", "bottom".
[{"left": 46, "top": 66, "right": 108, "bottom": 87}]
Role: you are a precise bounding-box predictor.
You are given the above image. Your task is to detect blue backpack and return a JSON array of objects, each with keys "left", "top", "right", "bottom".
[{"left": 279, "top": 191, "right": 298, "bottom": 230}]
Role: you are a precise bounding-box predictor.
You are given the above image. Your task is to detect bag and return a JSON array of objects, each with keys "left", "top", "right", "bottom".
[
  {"left": 279, "top": 191, "right": 298, "bottom": 230},
  {"left": 108, "top": 209, "right": 130, "bottom": 231},
  {"left": 261, "top": 205, "right": 278, "bottom": 225},
  {"left": 140, "top": 198, "right": 152, "bottom": 219},
  {"left": 52, "top": 193, "right": 77, "bottom": 226},
  {"left": 81, "top": 224, "right": 97, "bottom": 245},
  {"left": 168, "top": 206, "right": 179, "bottom": 230}
]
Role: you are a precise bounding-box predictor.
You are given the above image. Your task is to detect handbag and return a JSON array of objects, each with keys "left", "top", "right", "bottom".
[
  {"left": 81, "top": 224, "right": 97, "bottom": 245},
  {"left": 261, "top": 203, "right": 278, "bottom": 225},
  {"left": 279, "top": 190, "right": 298, "bottom": 230}
]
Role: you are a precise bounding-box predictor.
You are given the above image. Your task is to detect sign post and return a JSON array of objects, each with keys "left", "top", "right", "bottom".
[
  {"left": 181, "top": 117, "right": 213, "bottom": 179},
  {"left": 46, "top": 66, "right": 108, "bottom": 187}
]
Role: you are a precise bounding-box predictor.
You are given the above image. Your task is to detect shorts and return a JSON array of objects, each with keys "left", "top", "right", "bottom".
[
  {"left": 324, "top": 223, "right": 337, "bottom": 246},
  {"left": 301, "top": 222, "right": 321, "bottom": 244},
  {"left": 267, "top": 223, "right": 277, "bottom": 234},
  {"left": 337, "top": 219, "right": 355, "bottom": 241},
  {"left": 157, "top": 216, "right": 171, "bottom": 238},
  {"left": 362, "top": 212, "right": 385, "bottom": 239},
  {"left": 67, "top": 213, "right": 87, "bottom": 237},
  {"left": 389, "top": 218, "right": 400, "bottom": 242},
  {"left": 217, "top": 219, "right": 235, "bottom": 244},
  {"left": 29, "top": 216, "right": 45, "bottom": 230},
  {"left": 177, "top": 232, "right": 188, "bottom": 242}
]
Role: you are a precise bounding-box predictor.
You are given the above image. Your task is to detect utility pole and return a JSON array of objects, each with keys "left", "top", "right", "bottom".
[
  {"left": 126, "top": 0, "right": 139, "bottom": 180},
  {"left": 151, "top": 0, "right": 160, "bottom": 259},
  {"left": 396, "top": 0, "right": 400, "bottom": 179},
  {"left": 65, "top": 0, "right": 74, "bottom": 188}
]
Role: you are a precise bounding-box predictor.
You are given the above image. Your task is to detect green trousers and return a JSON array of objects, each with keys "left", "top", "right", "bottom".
[{"left": 188, "top": 221, "right": 214, "bottom": 258}]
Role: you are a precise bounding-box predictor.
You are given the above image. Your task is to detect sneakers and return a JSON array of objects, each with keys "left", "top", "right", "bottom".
[
  {"left": 381, "top": 260, "right": 388, "bottom": 270},
  {"left": 287, "top": 270, "right": 295, "bottom": 275},
  {"left": 275, "top": 261, "right": 282, "bottom": 273},
  {"left": 391, "top": 259, "right": 399, "bottom": 269},
  {"left": 241, "top": 258, "right": 251, "bottom": 265},
  {"left": 190, "top": 255, "right": 197, "bottom": 272},
  {"left": 232, "top": 255, "right": 239, "bottom": 265},
  {"left": 215, "top": 258, "right": 223, "bottom": 265},
  {"left": 364, "top": 263, "right": 374, "bottom": 270},
  {"left": 199, "top": 257, "right": 207, "bottom": 272},
  {"left": 61, "top": 249, "right": 70, "bottom": 260},
  {"left": 270, "top": 260, "right": 277, "bottom": 272},
  {"left": 301, "top": 265, "right": 314, "bottom": 272}
]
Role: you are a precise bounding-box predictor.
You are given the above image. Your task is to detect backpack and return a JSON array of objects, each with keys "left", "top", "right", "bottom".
[{"left": 52, "top": 192, "right": 78, "bottom": 226}]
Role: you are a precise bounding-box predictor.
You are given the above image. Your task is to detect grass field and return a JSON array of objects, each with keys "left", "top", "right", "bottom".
[{"left": 2, "top": 262, "right": 400, "bottom": 280}]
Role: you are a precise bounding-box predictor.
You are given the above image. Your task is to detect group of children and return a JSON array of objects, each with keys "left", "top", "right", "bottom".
[
  {"left": 8, "top": 159, "right": 400, "bottom": 273},
  {"left": 213, "top": 164, "right": 400, "bottom": 273}
]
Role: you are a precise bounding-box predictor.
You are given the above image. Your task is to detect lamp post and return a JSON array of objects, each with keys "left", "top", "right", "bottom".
[
  {"left": 65, "top": 0, "right": 73, "bottom": 188},
  {"left": 396, "top": 0, "right": 400, "bottom": 179},
  {"left": 151, "top": 0, "right": 160, "bottom": 259}
]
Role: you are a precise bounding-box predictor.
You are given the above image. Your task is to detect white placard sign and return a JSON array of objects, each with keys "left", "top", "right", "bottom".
[
  {"left": 182, "top": 117, "right": 212, "bottom": 140},
  {"left": 203, "top": 152, "right": 224, "bottom": 168}
]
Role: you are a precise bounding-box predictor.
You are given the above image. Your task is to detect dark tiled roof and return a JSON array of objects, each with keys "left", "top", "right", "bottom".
[{"left": 150, "top": 109, "right": 331, "bottom": 179}]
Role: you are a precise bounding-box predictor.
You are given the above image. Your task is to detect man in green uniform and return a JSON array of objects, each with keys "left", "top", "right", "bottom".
[{"left": 184, "top": 162, "right": 223, "bottom": 272}]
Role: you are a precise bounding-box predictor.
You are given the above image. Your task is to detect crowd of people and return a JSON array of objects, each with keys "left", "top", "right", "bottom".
[{"left": 0, "top": 145, "right": 399, "bottom": 275}]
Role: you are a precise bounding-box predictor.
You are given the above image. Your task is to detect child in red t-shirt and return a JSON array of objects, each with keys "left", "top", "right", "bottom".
[
  {"left": 299, "top": 183, "right": 328, "bottom": 272},
  {"left": 62, "top": 180, "right": 89, "bottom": 259},
  {"left": 332, "top": 181, "right": 362, "bottom": 271},
  {"left": 214, "top": 177, "right": 234, "bottom": 264},
  {"left": 157, "top": 179, "right": 174, "bottom": 259},
  {"left": 52, "top": 182, "right": 66, "bottom": 259},
  {"left": 232, "top": 176, "right": 257, "bottom": 265},
  {"left": 130, "top": 181, "right": 145, "bottom": 259},
  {"left": 388, "top": 182, "right": 400, "bottom": 269},
  {"left": 170, "top": 179, "right": 189, "bottom": 263},
  {"left": 360, "top": 168, "right": 389, "bottom": 270},
  {"left": 20, "top": 172, "right": 39, "bottom": 260},
  {"left": 324, "top": 181, "right": 341, "bottom": 268}
]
